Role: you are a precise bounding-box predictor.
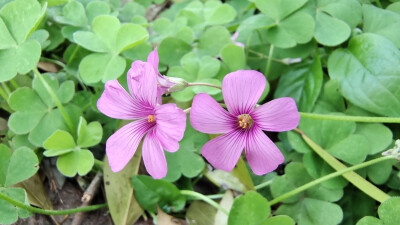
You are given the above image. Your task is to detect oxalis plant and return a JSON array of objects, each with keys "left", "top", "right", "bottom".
[{"left": 1, "top": 0, "right": 400, "bottom": 225}]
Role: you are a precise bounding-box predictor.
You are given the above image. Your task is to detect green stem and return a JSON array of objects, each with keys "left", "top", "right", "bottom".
[
  {"left": 40, "top": 57, "right": 66, "bottom": 68},
  {"left": 1, "top": 83, "right": 11, "bottom": 95},
  {"left": 295, "top": 128, "right": 391, "bottom": 203},
  {"left": 300, "top": 112, "right": 400, "bottom": 123},
  {"left": 186, "top": 82, "right": 222, "bottom": 90},
  {"left": 0, "top": 191, "right": 107, "bottom": 215},
  {"left": 0, "top": 85, "right": 8, "bottom": 100},
  {"left": 269, "top": 156, "right": 395, "bottom": 205},
  {"left": 264, "top": 45, "right": 274, "bottom": 79},
  {"left": 206, "top": 193, "right": 225, "bottom": 200},
  {"left": 94, "top": 159, "right": 104, "bottom": 168},
  {"left": 9, "top": 80, "right": 19, "bottom": 89},
  {"left": 375, "top": 0, "right": 382, "bottom": 8},
  {"left": 254, "top": 180, "right": 273, "bottom": 190},
  {"left": 33, "top": 68, "right": 75, "bottom": 134},
  {"left": 180, "top": 190, "right": 229, "bottom": 215}
]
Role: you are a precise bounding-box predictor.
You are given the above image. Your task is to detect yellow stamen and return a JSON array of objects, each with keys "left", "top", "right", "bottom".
[
  {"left": 238, "top": 114, "right": 253, "bottom": 129},
  {"left": 147, "top": 115, "right": 155, "bottom": 123}
]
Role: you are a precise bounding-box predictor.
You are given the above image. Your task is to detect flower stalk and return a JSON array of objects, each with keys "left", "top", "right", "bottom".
[
  {"left": 0, "top": 190, "right": 107, "bottom": 215},
  {"left": 300, "top": 112, "right": 400, "bottom": 123},
  {"left": 269, "top": 155, "right": 395, "bottom": 205},
  {"left": 180, "top": 190, "right": 229, "bottom": 215}
]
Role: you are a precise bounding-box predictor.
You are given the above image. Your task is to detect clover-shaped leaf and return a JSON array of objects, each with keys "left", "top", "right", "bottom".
[
  {"left": 43, "top": 117, "right": 101, "bottom": 177},
  {"left": 255, "top": 0, "right": 314, "bottom": 48},
  {"left": 8, "top": 74, "right": 78, "bottom": 146},
  {"left": 0, "top": 145, "right": 39, "bottom": 188},
  {"left": 152, "top": 17, "right": 194, "bottom": 44},
  {"left": 304, "top": 0, "right": 362, "bottom": 46},
  {"left": 177, "top": 1, "right": 236, "bottom": 31},
  {"left": 75, "top": 15, "right": 148, "bottom": 84},
  {"left": 272, "top": 163, "right": 343, "bottom": 225},
  {"left": 357, "top": 197, "right": 400, "bottom": 225},
  {"left": 0, "top": 0, "right": 46, "bottom": 81},
  {"left": 169, "top": 52, "right": 221, "bottom": 102},
  {"left": 132, "top": 175, "right": 185, "bottom": 213},
  {"left": 0, "top": 188, "right": 32, "bottom": 225},
  {"left": 164, "top": 119, "right": 206, "bottom": 182},
  {"left": 228, "top": 191, "right": 270, "bottom": 225}
]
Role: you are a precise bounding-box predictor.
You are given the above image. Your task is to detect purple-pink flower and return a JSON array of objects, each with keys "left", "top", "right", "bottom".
[
  {"left": 190, "top": 70, "right": 300, "bottom": 175},
  {"left": 97, "top": 59, "right": 186, "bottom": 179}
]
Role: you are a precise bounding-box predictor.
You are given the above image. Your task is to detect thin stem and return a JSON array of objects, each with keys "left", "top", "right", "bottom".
[
  {"left": 206, "top": 193, "right": 225, "bottom": 199},
  {"left": 186, "top": 82, "right": 222, "bottom": 90},
  {"left": 300, "top": 112, "right": 400, "bottom": 123},
  {"left": 33, "top": 68, "right": 75, "bottom": 134},
  {"left": 294, "top": 128, "right": 391, "bottom": 203},
  {"left": 0, "top": 85, "right": 8, "bottom": 100},
  {"left": 269, "top": 156, "right": 395, "bottom": 205},
  {"left": 40, "top": 57, "right": 66, "bottom": 68},
  {"left": 1, "top": 83, "right": 11, "bottom": 95},
  {"left": 254, "top": 180, "right": 273, "bottom": 190},
  {"left": 0, "top": 191, "right": 107, "bottom": 215},
  {"left": 180, "top": 190, "right": 229, "bottom": 215},
  {"left": 94, "top": 159, "right": 104, "bottom": 168},
  {"left": 9, "top": 80, "right": 19, "bottom": 89},
  {"left": 264, "top": 45, "right": 274, "bottom": 79},
  {"left": 375, "top": 0, "right": 382, "bottom": 8}
]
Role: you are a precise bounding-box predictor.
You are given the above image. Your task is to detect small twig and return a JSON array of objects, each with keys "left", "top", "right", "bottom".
[{"left": 71, "top": 172, "right": 103, "bottom": 225}]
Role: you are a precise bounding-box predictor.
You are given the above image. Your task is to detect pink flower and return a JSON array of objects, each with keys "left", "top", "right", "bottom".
[
  {"left": 143, "top": 49, "right": 187, "bottom": 97},
  {"left": 97, "top": 60, "right": 186, "bottom": 179},
  {"left": 190, "top": 70, "right": 299, "bottom": 175}
]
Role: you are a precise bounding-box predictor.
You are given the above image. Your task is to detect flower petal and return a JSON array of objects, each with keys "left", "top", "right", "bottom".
[
  {"left": 155, "top": 103, "right": 187, "bottom": 152},
  {"left": 97, "top": 80, "right": 152, "bottom": 120},
  {"left": 202, "top": 129, "right": 246, "bottom": 172},
  {"left": 127, "top": 60, "right": 158, "bottom": 107},
  {"left": 222, "top": 70, "right": 266, "bottom": 116},
  {"left": 106, "top": 119, "right": 153, "bottom": 172},
  {"left": 147, "top": 48, "right": 159, "bottom": 72},
  {"left": 142, "top": 129, "right": 167, "bottom": 179},
  {"left": 251, "top": 97, "right": 300, "bottom": 132},
  {"left": 190, "top": 93, "right": 236, "bottom": 134},
  {"left": 245, "top": 127, "right": 284, "bottom": 175}
]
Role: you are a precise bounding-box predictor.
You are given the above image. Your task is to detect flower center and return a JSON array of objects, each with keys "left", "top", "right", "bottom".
[
  {"left": 147, "top": 115, "right": 155, "bottom": 123},
  {"left": 238, "top": 114, "right": 253, "bottom": 129}
]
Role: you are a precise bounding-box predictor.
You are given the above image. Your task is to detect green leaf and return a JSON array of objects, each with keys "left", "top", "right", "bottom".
[
  {"left": 0, "top": 188, "right": 31, "bottom": 225},
  {"left": 159, "top": 37, "right": 192, "bottom": 66},
  {"left": 56, "top": 150, "right": 94, "bottom": 177},
  {"left": 132, "top": 175, "right": 185, "bottom": 213},
  {"left": 0, "top": 145, "right": 39, "bottom": 187},
  {"left": 32, "top": 74, "right": 75, "bottom": 108},
  {"left": 73, "top": 31, "right": 109, "bottom": 53},
  {"left": 255, "top": 0, "right": 314, "bottom": 48},
  {"left": 92, "top": 15, "right": 120, "bottom": 51},
  {"left": 221, "top": 44, "right": 245, "bottom": 71},
  {"left": 367, "top": 156, "right": 394, "bottom": 185},
  {"left": 43, "top": 130, "right": 76, "bottom": 154},
  {"left": 204, "top": 1, "right": 237, "bottom": 25},
  {"left": 276, "top": 198, "right": 343, "bottom": 225},
  {"left": 77, "top": 117, "right": 103, "bottom": 148},
  {"left": 0, "top": 18, "right": 15, "bottom": 49},
  {"left": 378, "top": 197, "right": 400, "bottom": 225},
  {"left": 274, "top": 56, "right": 323, "bottom": 112},
  {"left": 104, "top": 152, "right": 143, "bottom": 225},
  {"left": 116, "top": 23, "right": 148, "bottom": 53},
  {"left": 228, "top": 191, "right": 270, "bottom": 225},
  {"left": 54, "top": 0, "right": 88, "bottom": 27},
  {"left": 79, "top": 53, "right": 126, "bottom": 84},
  {"left": 198, "top": 26, "right": 231, "bottom": 56},
  {"left": 262, "top": 215, "right": 295, "bottom": 225},
  {"left": 314, "top": 10, "right": 350, "bottom": 46},
  {"left": 355, "top": 124, "right": 392, "bottom": 155},
  {"left": 356, "top": 216, "right": 383, "bottom": 225},
  {"left": 363, "top": 4, "right": 400, "bottom": 48},
  {"left": 328, "top": 33, "right": 400, "bottom": 117},
  {"left": 8, "top": 87, "right": 47, "bottom": 134},
  {"left": 0, "top": 0, "right": 43, "bottom": 44},
  {"left": 86, "top": 1, "right": 111, "bottom": 23}
]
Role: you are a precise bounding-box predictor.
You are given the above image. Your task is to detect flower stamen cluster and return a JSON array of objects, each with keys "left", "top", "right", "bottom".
[{"left": 238, "top": 114, "right": 253, "bottom": 129}]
